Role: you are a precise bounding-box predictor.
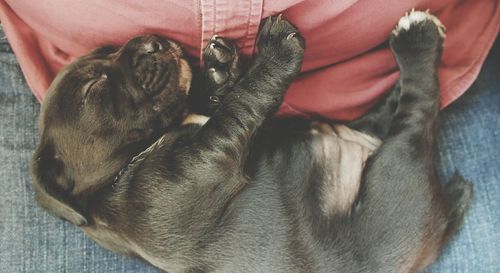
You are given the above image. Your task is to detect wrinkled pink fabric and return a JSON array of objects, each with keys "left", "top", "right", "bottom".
[{"left": 0, "top": 0, "right": 499, "bottom": 120}]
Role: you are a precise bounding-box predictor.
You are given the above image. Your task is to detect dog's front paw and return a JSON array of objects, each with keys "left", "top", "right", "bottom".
[
  {"left": 193, "top": 36, "right": 242, "bottom": 114},
  {"left": 203, "top": 35, "right": 241, "bottom": 87},
  {"left": 390, "top": 9, "right": 445, "bottom": 58},
  {"left": 257, "top": 15, "right": 305, "bottom": 76}
]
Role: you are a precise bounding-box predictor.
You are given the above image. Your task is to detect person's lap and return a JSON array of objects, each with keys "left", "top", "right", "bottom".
[
  {"left": 0, "top": 26, "right": 498, "bottom": 272},
  {"left": 423, "top": 37, "right": 500, "bottom": 273}
]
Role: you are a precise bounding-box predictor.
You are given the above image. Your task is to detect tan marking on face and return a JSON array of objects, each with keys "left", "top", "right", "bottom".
[
  {"left": 168, "top": 41, "right": 183, "bottom": 56},
  {"left": 178, "top": 58, "right": 192, "bottom": 94},
  {"left": 182, "top": 113, "right": 210, "bottom": 126},
  {"left": 311, "top": 123, "right": 382, "bottom": 216}
]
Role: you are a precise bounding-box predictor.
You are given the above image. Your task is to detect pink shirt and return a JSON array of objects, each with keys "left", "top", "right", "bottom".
[{"left": 0, "top": 0, "right": 499, "bottom": 120}]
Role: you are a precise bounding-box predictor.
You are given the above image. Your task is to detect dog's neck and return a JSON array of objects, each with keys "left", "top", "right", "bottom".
[
  {"left": 111, "top": 113, "right": 210, "bottom": 188},
  {"left": 111, "top": 134, "right": 168, "bottom": 189}
]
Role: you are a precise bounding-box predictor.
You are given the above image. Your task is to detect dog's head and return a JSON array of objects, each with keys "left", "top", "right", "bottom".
[{"left": 31, "top": 35, "right": 192, "bottom": 226}]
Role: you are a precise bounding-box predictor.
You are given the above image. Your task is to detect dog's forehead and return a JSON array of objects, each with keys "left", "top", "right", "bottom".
[
  {"left": 42, "top": 57, "right": 107, "bottom": 118},
  {"left": 45, "top": 61, "right": 90, "bottom": 100},
  {"left": 40, "top": 76, "right": 81, "bottom": 132},
  {"left": 39, "top": 63, "right": 105, "bottom": 154}
]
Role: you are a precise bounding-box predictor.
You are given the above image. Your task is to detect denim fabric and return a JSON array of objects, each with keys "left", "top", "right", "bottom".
[
  {"left": 0, "top": 24, "right": 498, "bottom": 272},
  {"left": 424, "top": 36, "right": 500, "bottom": 273}
]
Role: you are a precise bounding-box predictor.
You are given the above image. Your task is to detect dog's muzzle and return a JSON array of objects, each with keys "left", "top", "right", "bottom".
[{"left": 130, "top": 37, "right": 177, "bottom": 96}]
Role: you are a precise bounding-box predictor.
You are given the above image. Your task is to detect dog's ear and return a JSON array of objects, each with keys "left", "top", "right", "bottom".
[{"left": 31, "top": 143, "right": 88, "bottom": 226}]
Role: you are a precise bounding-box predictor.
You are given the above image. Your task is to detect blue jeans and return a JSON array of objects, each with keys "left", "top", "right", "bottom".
[{"left": 0, "top": 25, "right": 498, "bottom": 272}]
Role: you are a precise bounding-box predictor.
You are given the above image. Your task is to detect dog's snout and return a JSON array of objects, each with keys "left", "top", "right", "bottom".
[
  {"left": 143, "top": 39, "right": 165, "bottom": 54},
  {"left": 121, "top": 35, "right": 169, "bottom": 56}
]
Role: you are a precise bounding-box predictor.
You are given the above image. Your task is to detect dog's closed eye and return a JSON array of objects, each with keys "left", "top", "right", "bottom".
[{"left": 83, "top": 73, "right": 108, "bottom": 99}]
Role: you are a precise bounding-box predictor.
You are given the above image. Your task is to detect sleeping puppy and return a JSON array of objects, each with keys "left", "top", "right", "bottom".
[{"left": 31, "top": 11, "right": 472, "bottom": 273}]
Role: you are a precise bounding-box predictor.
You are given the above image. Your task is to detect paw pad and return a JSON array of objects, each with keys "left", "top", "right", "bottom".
[{"left": 202, "top": 35, "right": 240, "bottom": 87}]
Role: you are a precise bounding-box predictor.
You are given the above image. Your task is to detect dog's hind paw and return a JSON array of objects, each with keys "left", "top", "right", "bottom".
[
  {"left": 392, "top": 9, "right": 446, "bottom": 39},
  {"left": 389, "top": 9, "right": 445, "bottom": 64}
]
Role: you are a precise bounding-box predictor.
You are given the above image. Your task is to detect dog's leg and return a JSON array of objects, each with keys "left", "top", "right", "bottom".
[
  {"left": 348, "top": 11, "right": 472, "bottom": 271},
  {"left": 181, "top": 16, "right": 304, "bottom": 177},
  {"left": 347, "top": 82, "right": 401, "bottom": 139}
]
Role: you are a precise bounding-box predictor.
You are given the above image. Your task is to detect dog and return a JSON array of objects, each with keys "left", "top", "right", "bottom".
[{"left": 31, "top": 11, "right": 472, "bottom": 273}]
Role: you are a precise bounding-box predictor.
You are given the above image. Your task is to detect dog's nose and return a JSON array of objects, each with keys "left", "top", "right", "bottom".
[
  {"left": 138, "top": 35, "right": 170, "bottom": 55},
  {"left": 143, "top": 40, "right": 163, "bottom": 54}
]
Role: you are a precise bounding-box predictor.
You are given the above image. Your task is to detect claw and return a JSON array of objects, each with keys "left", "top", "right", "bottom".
[
  {"left": 277, "top": 13, "right": 283, "bottom": 21},
  {"left": 210, "top": 35, "right": 220, "bottom": 41},
  {"left": 287, "top": 32, "right": 297, "bottom": 40}
]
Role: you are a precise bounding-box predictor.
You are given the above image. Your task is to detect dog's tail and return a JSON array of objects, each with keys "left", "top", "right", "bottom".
[{"left": 441, "top": 171, "right": 473, "bottom": 245}]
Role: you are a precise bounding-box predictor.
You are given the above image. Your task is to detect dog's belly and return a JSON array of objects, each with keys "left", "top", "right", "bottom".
[
  {"left": 310, "top": 123, "right": 382, "bottom": 216},
  {"left": 182, "top": 115, "right": 380, "bottom": 217}
]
